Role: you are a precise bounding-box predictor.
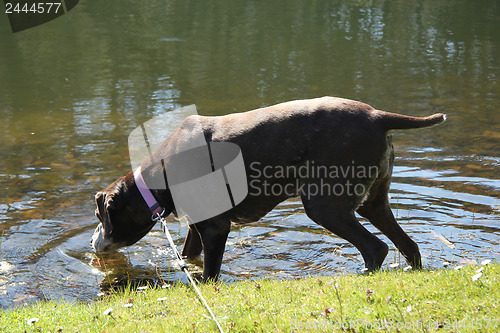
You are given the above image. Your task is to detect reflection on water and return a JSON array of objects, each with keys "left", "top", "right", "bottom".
[{"left": 0, "top": 0, "right": 498, "bottom": 308}]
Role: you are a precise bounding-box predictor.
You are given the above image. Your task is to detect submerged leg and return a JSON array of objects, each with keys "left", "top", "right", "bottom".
[
  {"left": 302, "top": 194, "right": 388, "bottom": 271},
  {"left": 357, "top": 196, "right": 422, "bottom": 269}
]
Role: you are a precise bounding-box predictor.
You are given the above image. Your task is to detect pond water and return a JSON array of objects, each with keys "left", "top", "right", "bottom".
[{"left": 0, "top": 0, "right": 498, "bottom": 308}]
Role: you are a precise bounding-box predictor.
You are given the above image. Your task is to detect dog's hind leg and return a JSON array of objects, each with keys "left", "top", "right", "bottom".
[
  {"left": 301, "top": 194, "right": 389, "bottom": 271},
  {"left": 182, "top": 225, "right": 203, "bottom": 259},
  {"left": 357, "top": 180, "right": 422, "bottom": 269}
]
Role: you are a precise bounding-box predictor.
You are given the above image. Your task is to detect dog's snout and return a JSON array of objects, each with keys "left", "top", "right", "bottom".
[
  {"left": 91, "top": 223, "right": 121, "bottom": 253},
  {"left": 91, "top": 224, "right": 100, "bottom": 244}
]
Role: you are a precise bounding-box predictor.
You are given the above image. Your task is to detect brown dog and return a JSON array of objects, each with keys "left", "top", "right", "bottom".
[{"left": 92, "top": 97, "right": 446, "bottom": 280}]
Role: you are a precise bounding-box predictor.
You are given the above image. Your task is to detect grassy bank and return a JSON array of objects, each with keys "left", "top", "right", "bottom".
[{"left": 2, "top": 263, "right": 499, "bottom": 332}]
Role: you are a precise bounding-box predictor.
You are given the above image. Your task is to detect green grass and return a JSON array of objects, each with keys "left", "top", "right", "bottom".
[{"left": 1, "top": 264, "right": 499, "bottom": 332}]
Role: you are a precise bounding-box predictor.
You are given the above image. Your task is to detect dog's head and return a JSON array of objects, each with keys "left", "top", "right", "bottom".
[{"left": 91, "top": 172, "right": 169, "bottom": 252}]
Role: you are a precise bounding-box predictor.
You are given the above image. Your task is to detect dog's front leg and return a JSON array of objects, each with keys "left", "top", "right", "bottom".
[
  {"left": 195, "top": 218, "right": 231, "bottom": 281},
  {"left": 182, "top": 226, "right": 203, "bottom": 259}
]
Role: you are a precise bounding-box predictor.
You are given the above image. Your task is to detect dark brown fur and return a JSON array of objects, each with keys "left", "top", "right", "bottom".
[{"left": 92, "top": 97, "right": 446, "bottom": 280}]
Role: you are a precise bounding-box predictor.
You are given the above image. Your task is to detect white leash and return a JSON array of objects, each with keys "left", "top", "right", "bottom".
[{"left": 154, "top": 212, "right": 224, "bottom": 333}]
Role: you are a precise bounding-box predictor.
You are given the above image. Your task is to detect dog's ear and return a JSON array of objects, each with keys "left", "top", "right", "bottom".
[
  {"left": 94, "top": 191, "right": 104, "bottom": 221},
  {"left": 95, "top": 190, "right": 114, "bottom": 237},
  {"left": 95, "top": 178, "right": 126, "bottom": 237}
]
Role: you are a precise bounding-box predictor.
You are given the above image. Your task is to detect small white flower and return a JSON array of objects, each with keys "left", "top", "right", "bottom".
[
  {"left": 103, "top": 308, "right": 113, "bottom": 316},
  {"left": 157, "top": 297, "right": 169, "bottom": 302},
  {"left": 481, "top": 259, "right": 491, "bottom": 266},
  {"left": 27, "top": 318, "right": 39, "bottom": 325},
  {"left": 389, "top": 263, "right": 400, "bottom": 268},
  {"left": 403, "top": 265, "right": 412, "bottom": 271},
  {"left": 454, "top": 265, "right": 463, "bottom": 270},
  {"left": 472, "top": 273, "right": 482, "bottom": 282}
]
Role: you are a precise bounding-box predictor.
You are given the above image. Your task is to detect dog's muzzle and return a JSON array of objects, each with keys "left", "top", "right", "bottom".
[{"left": 91, "top": 224, "right": 116, "bottom": 252}]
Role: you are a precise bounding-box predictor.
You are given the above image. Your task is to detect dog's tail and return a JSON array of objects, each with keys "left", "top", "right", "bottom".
[{"left": 373, "top": 110, "right": 447, "bottom": 131}]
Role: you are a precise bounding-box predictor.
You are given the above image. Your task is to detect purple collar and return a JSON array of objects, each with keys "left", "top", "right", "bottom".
[{"left": 133, "top": 166, "right": 164, "bottom": 217}]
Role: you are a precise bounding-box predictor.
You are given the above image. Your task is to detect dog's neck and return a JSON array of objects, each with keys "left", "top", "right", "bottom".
[
  {"left": 133, "top": 166, "right": 176, "bottom": 218},
  {"left": 133, "top": 167, "right": 164, "bottom": 216},
  {"left": 151, "top": 187, "right": 176, "bottom": 217}
]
